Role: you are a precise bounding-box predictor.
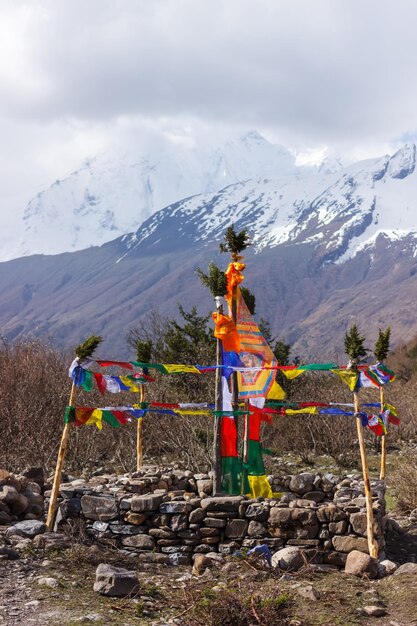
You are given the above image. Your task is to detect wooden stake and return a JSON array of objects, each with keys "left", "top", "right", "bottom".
[
  {"left": 241, "top": 400, "right": 250, "bottom": 496},
  {"left": 46, "top": 382, "right": 76, "bottom": 531},
  {"left": 354, "top": 391, "right": 378, "bottom": 558},
  {"left": 379, "top": 386, "right": 386, "bottom": 481},
  {"left": 243, "top": 400, "right": 249, "bottom": 465},
  {"left": 137, "top": 385, "right": 144, "bottom": 470}
]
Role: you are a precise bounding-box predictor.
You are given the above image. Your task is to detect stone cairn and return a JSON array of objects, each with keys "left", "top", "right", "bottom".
[{"left": 40, "top": 466, "right": 387, "bottom": 569}]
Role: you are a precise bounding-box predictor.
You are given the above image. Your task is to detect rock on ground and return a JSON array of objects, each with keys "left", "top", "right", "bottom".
[
  {"left": 393, "top": 562, "right": 417, "bottom": 575},
  {"left": 345, "top": 550, "right": 378, "bottom": 579},
  {"left": 93, "top": 563, "right": 140, "bottom": 597},
  {"left": 271, "top": 546, "right": 303, "bottom": 571}
]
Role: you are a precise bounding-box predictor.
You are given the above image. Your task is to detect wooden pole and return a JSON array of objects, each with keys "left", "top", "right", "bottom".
[
  {"left": 379, "top": 386, "right": 386, "bottom": 480},
  {"left": 213, "top": 325, "right": 223, "bottom": 495},
  {"left": 243, "top": 400, "right": 249, "bottom": 465},
  {"left": 231, "top": 284, "right": 239, "bottom": 438},
  {"left": 354, "top": 390, "right": 378, "bottom": 558},
  {"left": 46, "top": 382, "right": 76, "bottom": 531},
  {"left": 137, "top": 385, "right": 144, "bottom": 470}
]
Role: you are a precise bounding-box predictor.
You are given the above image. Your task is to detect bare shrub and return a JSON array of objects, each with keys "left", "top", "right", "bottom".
[
  {"left": 1, "top": 331, "right": 417, "bottom": 479},
  {"left": 391, "top": 449, "right": 417, "bottom": 512},
  {"left": 0, "top": 338, "right": 69, "bottom": 471}
]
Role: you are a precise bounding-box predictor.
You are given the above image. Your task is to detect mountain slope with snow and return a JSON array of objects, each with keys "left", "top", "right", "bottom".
[
  {"left": 8, "top": 131, "right": 306, "bottom": 260},
  {"left": 121, "top": 143, "right": 417, "bottom": 264},
  {"left": 0, "top": 142, "right": 417, "bottom": 358}
]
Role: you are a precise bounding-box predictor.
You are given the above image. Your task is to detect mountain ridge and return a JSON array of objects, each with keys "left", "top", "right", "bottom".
[{"left": 0, "top": 141, "right": 417, "bottom": 359}]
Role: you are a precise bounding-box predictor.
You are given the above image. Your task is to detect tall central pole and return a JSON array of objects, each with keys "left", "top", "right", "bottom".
[
  {"left": 231, "top": 282, "right": 239, "bottom": 434},
  {"left": 213, "top": 297, "right": 223, "bottom": 495}
]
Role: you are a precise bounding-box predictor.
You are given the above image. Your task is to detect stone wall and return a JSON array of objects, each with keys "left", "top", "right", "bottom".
[
  {"left": 50, "top": 466, "right": 387, "bottom": 568},
  {"left": 0, "top": 469, "right": 44, "bottom": 524}
]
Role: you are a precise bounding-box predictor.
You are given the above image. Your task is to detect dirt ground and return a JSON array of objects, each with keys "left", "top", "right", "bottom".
[{"left": 0, "top": 542, "right": 417, "bottom": 626}]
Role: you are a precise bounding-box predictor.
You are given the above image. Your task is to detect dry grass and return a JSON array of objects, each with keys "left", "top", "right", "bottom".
[{"left": 391, "top": 449, "right": 417, "bottom": 512}]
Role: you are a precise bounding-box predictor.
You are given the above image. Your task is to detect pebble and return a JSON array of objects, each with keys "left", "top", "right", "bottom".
[
  {"left": 363, "top": 605, "right": 388, "bottom": 617},
  {"left": 37, "top": 576, "right": 60, "bottom": 589}
]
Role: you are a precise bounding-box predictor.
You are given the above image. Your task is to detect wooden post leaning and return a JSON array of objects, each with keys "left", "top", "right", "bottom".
[
  {"left": 137, "top": 385, "right": 144, "bottom": 470},
  {"left": 354, "top": 390, "right": 378, "bottom": 558},
  {"left": 46, "top": 382, "right": 76, "bottom": 531},
  {"left": 379, "top": 386, "right": 386, "bottom": 480}
]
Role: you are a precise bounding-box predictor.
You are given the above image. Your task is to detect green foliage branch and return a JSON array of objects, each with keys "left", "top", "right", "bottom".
[
  {"left": 195, "top": 262, "right": 227, "bottom": 298},
  {"left": 344, "top": 324, "right": 366, "bottom": 367},
  {"left": 219, "top": 225, "right": 251, "bottom": 256},
  {"left": 374, "top": 326, "right": 391, "bottom": 363},
  {"left": 75, "top": 335, "right": 103, "bottom": 360}
]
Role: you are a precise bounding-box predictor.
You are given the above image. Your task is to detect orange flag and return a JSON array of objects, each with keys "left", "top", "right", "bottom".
[{"left": 212, "top": 312, "right": 241, "bottom": 353}]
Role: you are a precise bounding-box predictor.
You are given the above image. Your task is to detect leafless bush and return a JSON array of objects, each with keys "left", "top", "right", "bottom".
[
  {"left": 0, "top": 337, "right": 216, "bottom": 474},
  {"left": 1, "top": 335, "right": 417, "bottom": 477},
  {"left": 391, "top": 449, "right": 417, "bottom": 512},
  {"left": 0, "top": 338, "right": 69, "bottom": 471}
]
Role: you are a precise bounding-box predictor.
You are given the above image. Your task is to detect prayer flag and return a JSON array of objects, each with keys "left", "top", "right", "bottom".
[{"left": 234, "top": 289, "right": 279, "bottom": 399}]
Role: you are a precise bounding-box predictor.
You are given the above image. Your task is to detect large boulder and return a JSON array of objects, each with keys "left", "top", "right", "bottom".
[
  {"left": 393, "top": 563, "right": 417, "bottom": 575},
  {"left": 271, "top": 546, "right": 304, "bottom": 571},
  {"left": 93, "top": 563, "right": 139, "bottom": 597},
  {"left": 344, "top": 550, "right": 378, "bottom": 578},
  {"left": 5, "top": 520, "right": 47, "bottom": 539}
]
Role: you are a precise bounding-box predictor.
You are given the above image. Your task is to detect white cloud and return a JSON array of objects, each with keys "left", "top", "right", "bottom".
[{"left": 1, "top": 0, "right": 417, "bottom": 215}]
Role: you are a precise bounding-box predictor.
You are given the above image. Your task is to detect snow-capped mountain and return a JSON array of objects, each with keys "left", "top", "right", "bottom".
[
  {"left": 0, "top": 141, "right": 416, "bottom": 358},
  {"left": 9, "top": 131, "right": 305, "bottom": 261},
  {"left": 121, "top": 143, "right": 417, "bottom": 264}
]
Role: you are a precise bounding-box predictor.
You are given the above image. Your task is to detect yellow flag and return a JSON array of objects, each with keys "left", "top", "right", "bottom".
[
  {"left": 286, "top": 407, "right": 317, "bottom": 415},
  {"left": 332, "top": 369, "right": 359, "bottom": 391},
  {"left": 247, "top": 475, "right": 273, "bottom": 498},
  {"left": 281, "top": 369, "right": 304, "bottom": 380},
  {"left": 267, "top": 380, "right": 286, "bottom": 400},
  {"left": 85, "top": 409, "right": 103, "bottom": 430},
  {"left": 120, "top": 376, "right": 141, "bottom": 391},
  {"left": 163, "top": 364, "right": 201, "bottom": 374},
  {"left": 384, "top": 402, "right": 397, "bottom": 416}
]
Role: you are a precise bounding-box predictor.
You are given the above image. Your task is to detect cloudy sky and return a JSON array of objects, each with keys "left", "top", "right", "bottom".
[{"left": 1, "top": 0, "right": 417, "bottom": 221}]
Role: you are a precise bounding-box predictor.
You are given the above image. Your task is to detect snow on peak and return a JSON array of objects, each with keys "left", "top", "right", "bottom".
[
  {"left": 387, "top": 143, "right": 416, "bottom": 179},
  {"left": 3, "top": 135, "right": 417, "bottom": 268},
  {"left": 122, "top": 141, "right": 417, "bottom": 270},
  {"left": 7, "top": 131, "right": 302, "bottom": 260}
]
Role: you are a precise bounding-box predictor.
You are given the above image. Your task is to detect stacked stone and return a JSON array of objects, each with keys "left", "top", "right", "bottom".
[
  {"left": 0, "top": 469, "right": 44, "bottom": 525},
  {"left": 48, "top": 468, "right": 386, "bottom": 568}
]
